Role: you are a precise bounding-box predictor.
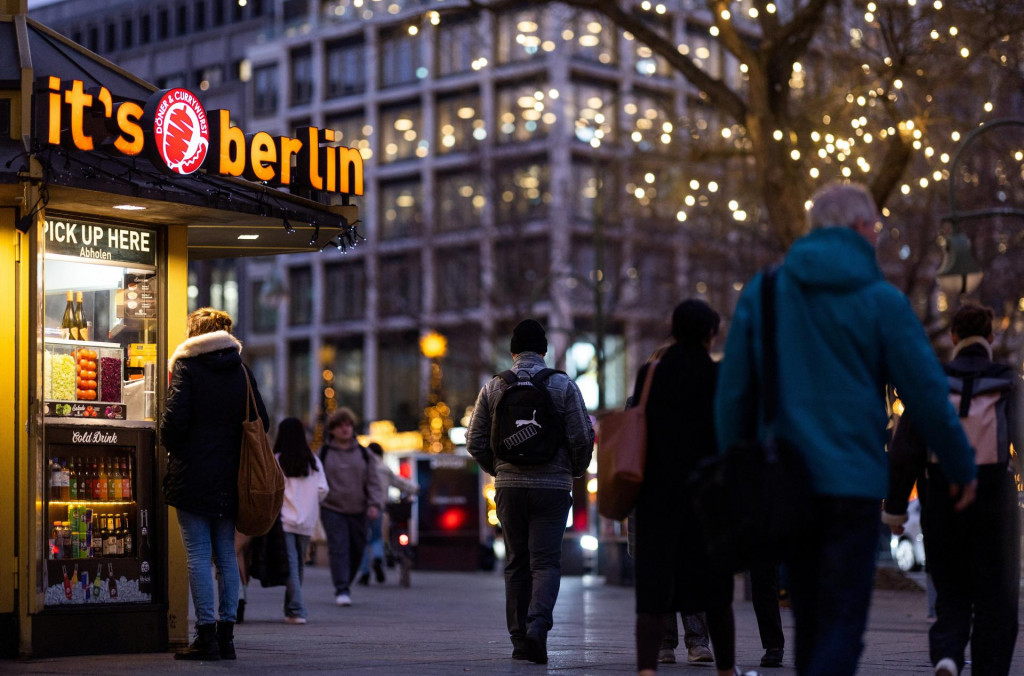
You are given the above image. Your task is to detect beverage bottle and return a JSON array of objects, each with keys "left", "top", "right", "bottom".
[
  {"left": 111, "top": 460, "right": 122, "bottom": 501},
  {"left": 98, "top": 460, "right": 108, "bottom": 501},
  {"left": 75, "top": 291, "right": 89, "bottom": 341},
  {"left": 60, "top": 290, "right": 76, "bottom": 340},
  {"left": 107, "top": 563, "right": 118, "bottom": 599},
  {"left": 122, "top": 512, "right": 133, "bottom": 557},
  {"left": 60, "top": 459, "right": 70, "bottom": 500},
  {"left": 50, "top": 521, "right": 60, "bottom": 559},
  {"left": 49, "top": 458, "right": 59, "bottom": 500},
  {"left": 114, "top": 514, "right": 124, "bottom": 557},
  {"left": 93, "top": 563, "right": 103, "bottom": 600},
  {"left": 139, "top": 509, "right": 152, "bottom": 594},
  {"left": 82, "top": 569, "right": 90, "bottom": 600},
  {"left": 91, "top": 460, "right": 101, "bottom": 501},
  {"left": 62, "top": 565, "right": 72, "bottom": 599},
  {"left": 71, "top": 563, "right": 78, "bottom": 586},
  {"left": 68, "top": 456, "right": 77, "bottom": 500},
  {"left": 122, "top": 457, "right": 132, "bottom": 501},
  {"left": 105, "top": 516, "right": 117, "bottom": 557}
]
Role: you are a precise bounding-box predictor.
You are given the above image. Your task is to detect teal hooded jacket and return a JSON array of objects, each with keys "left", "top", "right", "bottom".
[{"left": 715, "top": 226, "right": 976, "bottom": 499}]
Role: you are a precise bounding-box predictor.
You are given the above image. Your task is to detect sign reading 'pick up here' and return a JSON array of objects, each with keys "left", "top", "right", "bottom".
[{"left": 43, "top": 219, "right": 156, "bottom": 267}]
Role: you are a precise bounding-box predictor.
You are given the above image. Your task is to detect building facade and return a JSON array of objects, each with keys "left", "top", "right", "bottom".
[{"left": 35, "top": 0, "right": 762, "bottom": 432}]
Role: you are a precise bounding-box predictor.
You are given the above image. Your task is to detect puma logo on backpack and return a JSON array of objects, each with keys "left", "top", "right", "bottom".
[{"left": 491, "top": 368, "right": 564, "bottom": 465}]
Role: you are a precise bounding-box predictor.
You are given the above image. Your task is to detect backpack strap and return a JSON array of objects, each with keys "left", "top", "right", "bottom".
[
  {"left": 531, "top": 368, "right": 562, "bottom": 385},
  {"left": 496, "top": 370, "right": 517, "bottom": 385},
  {"left": 957, "top": 375, "right": 975, "bottom": 418}
]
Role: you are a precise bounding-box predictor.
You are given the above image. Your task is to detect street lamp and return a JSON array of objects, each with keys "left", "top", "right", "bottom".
[
  {"left": 937, "top": 118, "right": 1024, "bottom": 295},
  {"left": 419, "top": 330, "right": 454, "bottom": 454}
]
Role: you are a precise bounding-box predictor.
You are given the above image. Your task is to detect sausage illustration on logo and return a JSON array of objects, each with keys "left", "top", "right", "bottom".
[{"left": 142, "top": 88, "right": 209, "bottom": 175}]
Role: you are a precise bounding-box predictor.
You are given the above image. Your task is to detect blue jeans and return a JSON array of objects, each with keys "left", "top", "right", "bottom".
[
  {"left": 284, "top": 532, "right": 310, "bottom": 619},
  {"left": 786, "top": 497, "right": 879, "bottom": 676},
  {"left": 359, "top": 512, "right": 384, "bottom": 576},
  {"left": 320, "top": 507, "right": 367, "bottom": 596},
  {"left": 495, "top": 487, "right": 571, "bottom": 643},
  {"left": 176, "top": 509, "right": 239, "bottom": 625}
]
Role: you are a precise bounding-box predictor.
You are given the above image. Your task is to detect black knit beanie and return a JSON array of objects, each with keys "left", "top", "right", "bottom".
[{"left": 510, "top": 319, "right": 548, "bottom": 355}]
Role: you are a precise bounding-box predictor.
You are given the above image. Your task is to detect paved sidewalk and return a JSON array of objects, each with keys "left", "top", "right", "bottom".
[{"left": 4, "top": 563, "right": 1022, "bottom": 674}]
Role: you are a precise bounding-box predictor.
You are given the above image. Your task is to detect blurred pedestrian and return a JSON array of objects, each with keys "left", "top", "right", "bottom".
[
  {"left": 886, "top": 303, "right": 1021, "bottom": 676},
  {"left": 716, "top": 182, "right": 977, "bottom": 676},
  {"left": 658, "top": 613, "right": 715, "bottom": 665},
  {"left": 633, "top": 299, "right": 754, "bottom": 676},
  {"left": 275, "top": 417, "right": 329, "bottom": 624},
  {"left": 467, "top": 319, "right": 594, "bottom": 664},
  {"left": 162, "top": 308, "right": 269, "bottom": 660},
  {"left": 319, "top": 407, "right": 384, "bottom": 607},
  {"left": 357, "top": 442, "right": 418, "bottom": 586}
]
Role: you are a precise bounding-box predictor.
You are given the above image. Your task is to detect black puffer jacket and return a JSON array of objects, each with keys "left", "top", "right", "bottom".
[{"left": 161, "top": 330, "right": 270, "bottom": 518}]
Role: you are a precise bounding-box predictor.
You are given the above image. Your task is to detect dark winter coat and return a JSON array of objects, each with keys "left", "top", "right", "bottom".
[
  {"left": 633, "top": 342, "right": 732, "bottom": 614},
  {"left": 161, "top": 330, "right": 270, "bottom": 518}
]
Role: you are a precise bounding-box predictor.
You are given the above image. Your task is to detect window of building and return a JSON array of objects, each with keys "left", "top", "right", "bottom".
[
  {"left": 377, "top": 333, "right": 420, "bottom": 431},
  {"left": 568, "top": 235, "right": 622, "bottom": 309},
  {"left": 570, "top": 78, "right": 617, "bottom": 146},
  {"left": 87, "top": 26, "right": 99, "bottom": 51},
  {"left": 251, "top": 280, "right": 278, "bottom": 333},
  {"left": 437, "top": 12, "right": 483, "bottom": 77},
  {"left": 495, "top": 80, "right": 553, "bottom": 145},
  {"left": 570, "top": 159, "right": 598, "bottom": 223},
  {"left": 435, "top": 170, "right": 484, "bottom": 232},
  {"left": 232, "top": 0, "right": 245, "bottom": 21},
  {"left": 248, "top": 351, "right": 278, "bottom": 419},
  {"left": 288, "top": 266, "right": 313, "bottom": 326},
  {"left": 493, "top": 236, "right": 548, "bottom": 307},
  {"left": 323, "top": 260, "right": 366, "bottom": 322},
  {"left": 568, "top": 10, "right": 617, "bottom": 66},
  {"left": 105, "top": 22, "right": 117, "bottom": 52},
  {"left": 379, "top": 27, "right": 422, "bottom": 89},
  {"left": 325, "top": 38, "right": 366, "bottom": 98},
  {"left": 122, "top": 18, "right": 134, "bottom": 49},
  {"left": 378, "top": 253, "right": 421, "bottom": 317},
  {"left": 632, "top": 10, "right": 673, "bottom": 78},
  {"left": 176, "top": 4, "right": 188, "bottom": 36},
  {"left": 325, "top": 110, "right": 372, "bottom": 159},
  {"left": 496, "top": 8, "right": 545, "bottom": 64},
  {"left": 624, "top": 88, "right": 674, "bottom": 153},
  {"left": 436, "top": 89, "right": 484, "bottom": 155},
  {"left": 157, "top": 73, "right": 187, "bottom": 89},
  {"left": 197, "top": 65, "right": 224, "bottom": 91},
  {"left": 213, "top": 0, "right": 225, "bottom": 26},
  {"left": 379, "top": 179, "right": 423, "bottom": 240},
  {"left": 324, "top": 335, "right": 364, "bottom": 421},
  {"left": 195, "top": 1, "right": 206, "bottom": 31},
  {"left": 250, "top": 0, "right": 266, "bottom": 17},
  {"left": 157, "top": 9, "right": 169, "bottom": 40},
  {"left": 633, "top": 245, "right": 675, "bottom": 310},
  {"left": 140, "top": 15, "right": 151, "bottom": 44},
  {"left": 253, "top": 64, "right": 278, "bottom": 116},
  {"left": 379, "top": 102, "right": 423, "bottom": 164},
  {"left": 494, "top": 160, "right": 550, "bottom": 226},
  {"left": 291, "top": 48, "right": 314, "bottom": 106},
  {"left": 287, "top": 340, "right": 311, "bottom": 420},
  {"left": 436, "top": 246, "right": 481, "bottom": 311}
]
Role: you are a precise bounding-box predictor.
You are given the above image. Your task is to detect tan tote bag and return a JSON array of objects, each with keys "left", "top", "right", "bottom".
[
  {"left": 596, "top": 360, "right": 658, "bottom": 521},
  {"left": 236, "top": 368, "right": 285, "bottom": 537}
]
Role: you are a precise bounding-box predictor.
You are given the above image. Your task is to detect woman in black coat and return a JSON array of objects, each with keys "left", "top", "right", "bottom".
[
  {"left": 633, "top": 300, "right": 749, "bottom": 676},
  {"left": 161, "top": 308, "right": 269, "bottom": 661}
]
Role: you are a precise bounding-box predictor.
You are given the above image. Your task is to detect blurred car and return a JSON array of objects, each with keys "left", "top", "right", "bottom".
[{"left": 890, "top": 499, "right": 926, "bottom": 572}]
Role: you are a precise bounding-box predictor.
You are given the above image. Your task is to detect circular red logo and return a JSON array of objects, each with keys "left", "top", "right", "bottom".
[{"left": 149, "top": 88, "right": 209, "bottom": 175}]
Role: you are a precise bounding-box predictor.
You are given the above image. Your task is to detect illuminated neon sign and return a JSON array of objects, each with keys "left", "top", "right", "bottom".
[{"left": 43, "top": 77, "right": 363, "bottom": 195}]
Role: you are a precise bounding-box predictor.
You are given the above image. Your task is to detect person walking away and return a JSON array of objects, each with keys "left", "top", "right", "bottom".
[
  {"left": 162, "top": 308, "right": 269, "bottom": 660},
  {"left": 275, "top": 417, "right": 329, "bottom": 624},
  {"left": 466, "top": 318, "right": 594, "bottom": 664},
  {"left": 885, "top": 303, "right": 1021, "bottom": 676},
  {"left": 633, "top": 300, "right": 756, "bottom": 676},
  {"left": 749, "top": 563, "right": 786, "bottom": 667},
  {"left": 357, "top": 442, "right": 419, "bottom": 586},
  {"left": 715, "top": 182, "right": 978, "bottom": 676},
  {"left": 319, "top": 407, "right": 384, "bottom": 607}
]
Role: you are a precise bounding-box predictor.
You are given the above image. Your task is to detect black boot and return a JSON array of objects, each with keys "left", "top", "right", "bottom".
[
  {"left": 174, "top": 623, "right": 220, "bottom": 661},
  {"left": 373, "top": 557, "right": 386, "bottom": 583},
  {"left": 216, "top": 621, "right": 236, "bottom": 660},
  {"left": 236, "top": 598, "right": 246, "bottom": 624}
]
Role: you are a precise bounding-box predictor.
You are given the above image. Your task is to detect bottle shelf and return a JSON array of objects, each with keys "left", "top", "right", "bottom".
[{"left": 49, "top": 501, "right": 135, "bottom": 507}]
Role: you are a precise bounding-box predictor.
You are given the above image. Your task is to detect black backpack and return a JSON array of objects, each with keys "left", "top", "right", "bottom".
[{"left": 490, "top": 368, "right": 565, "bottom": 466}]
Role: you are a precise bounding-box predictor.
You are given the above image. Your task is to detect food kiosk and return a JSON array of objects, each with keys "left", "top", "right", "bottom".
[{"left": 0, "top": 1, "right": 361, "bottom": 657}]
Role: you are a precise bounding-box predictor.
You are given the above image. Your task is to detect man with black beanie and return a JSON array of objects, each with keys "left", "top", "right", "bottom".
[{"left": 467, "top": 318, "right": 594, "bottom": 664}]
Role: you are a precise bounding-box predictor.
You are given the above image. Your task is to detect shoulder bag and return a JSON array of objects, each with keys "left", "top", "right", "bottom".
[
  {"left": 236, "top": 367, "right": 285, "bottom": 537},
  {"left": 688, "top": 266, "right": 814, "bottom": 572},
  {"left": 596, "top": 360, "right": 658, "bottom": 521}
]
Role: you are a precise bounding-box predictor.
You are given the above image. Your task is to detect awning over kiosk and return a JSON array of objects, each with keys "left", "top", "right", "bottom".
[{"left": 0, "top": 14, "right": 361, "bottom": 259}]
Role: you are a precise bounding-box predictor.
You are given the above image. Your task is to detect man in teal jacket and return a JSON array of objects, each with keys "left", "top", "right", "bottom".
[{"left": 715, "top": 182, "right": 977, "bottom": 676}]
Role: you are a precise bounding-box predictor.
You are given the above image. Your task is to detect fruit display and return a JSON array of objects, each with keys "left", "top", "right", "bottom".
[
  {"left": 74, "top": 348, "right": 99, "bottom": 401},
  {"left": 52, "top": 353, "right": 78, "bottom": 401}
]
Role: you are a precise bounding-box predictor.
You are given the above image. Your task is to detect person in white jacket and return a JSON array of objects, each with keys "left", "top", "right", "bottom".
[{"left": 274, "top": 418, "right": 329, "bottom": 624}]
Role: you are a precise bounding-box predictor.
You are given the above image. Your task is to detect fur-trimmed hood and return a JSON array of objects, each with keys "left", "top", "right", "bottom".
[{"left": 168, "top": 330, "right": 243, "bottom": 373}]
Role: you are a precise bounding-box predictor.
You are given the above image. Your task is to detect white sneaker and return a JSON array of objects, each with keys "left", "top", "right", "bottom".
[
  {"left": 284, "top": 616, "right": 307, "bottom": 624},
  {"left": 335, "top": 593, "right": 352, "bottom": 606},
  {"left": 934, "top": 657, "right": 958, "bottom": 676}
]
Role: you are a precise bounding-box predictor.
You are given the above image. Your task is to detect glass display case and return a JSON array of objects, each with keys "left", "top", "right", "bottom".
[{"left": 43, "top": 339, "right": 127, "bottom": 419}]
